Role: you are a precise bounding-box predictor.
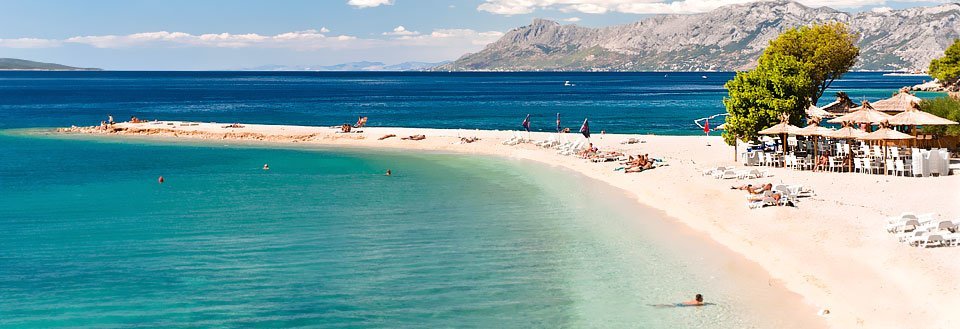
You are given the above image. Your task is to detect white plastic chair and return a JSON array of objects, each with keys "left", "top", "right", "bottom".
[
  {"left": 894, "top": 159, "right": 908, "bottom": 177},
  {"left": 853, "top": 158, "right": 863, "bottom": 174}
]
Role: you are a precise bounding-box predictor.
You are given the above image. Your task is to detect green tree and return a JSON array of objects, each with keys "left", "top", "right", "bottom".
[
  {"left": 764, "top": 22, "right": 860, "bottom": 104},
  {"left": 919, "top": 96, "right": 960, "bottom": 136},
  {"left": 722, "top": 54, "right": 813, "bottom": 145},
  {"left": 929, "top": 39, "right": 960, "bottom": 89}
]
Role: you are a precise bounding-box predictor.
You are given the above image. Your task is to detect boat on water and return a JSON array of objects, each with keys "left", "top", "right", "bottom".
[
  {"left": 701, "top": 75, "right": 708, "bottom": 79},
  {"left": 883, "top": 72, "right": 929, "bottom": 77},
  {"left": 564, "top": 80, "right": 575, "bottom": 86}
]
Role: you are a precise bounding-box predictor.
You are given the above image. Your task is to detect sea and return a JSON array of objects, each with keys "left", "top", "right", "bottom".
[{"left": 0, "top": 72, "right": 931, "bottom": 327}]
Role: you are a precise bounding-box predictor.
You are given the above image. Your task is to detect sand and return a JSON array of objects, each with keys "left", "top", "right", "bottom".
[{"left": 57, "top": 121, "right": 960, "bottom": 328}]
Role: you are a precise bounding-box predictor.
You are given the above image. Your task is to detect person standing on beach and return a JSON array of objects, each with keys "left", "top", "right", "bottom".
[{"left": 108, "top": 114, "right": 114, "bottom": 125}]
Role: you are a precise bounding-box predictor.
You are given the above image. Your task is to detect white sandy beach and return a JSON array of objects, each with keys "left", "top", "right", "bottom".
[{"left": 58, "top": 121, "right": 960, "bottom": 329}]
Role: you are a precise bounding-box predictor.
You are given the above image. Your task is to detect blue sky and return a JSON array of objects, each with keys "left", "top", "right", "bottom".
[{"left": 0, "top": 0, "right": 950, "bottom": 70}]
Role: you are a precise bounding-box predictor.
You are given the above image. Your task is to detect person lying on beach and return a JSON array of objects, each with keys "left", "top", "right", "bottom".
[
  {"left": 222, "top": 123, "right": 245, "bottom": 128},
  {"left": 378, "top": 134, "right": 396, "bottom": 140},
  {"left": 735, "top": 183, "right": 772, "bottom": 195},
  {"left": 401, "top": 134, "right": 426, "bottom": 140},
  {"left": 748, "top": 191, "right": 782, "bottom": 203},
  {"left": 460, "top": 136, "right": 480, "bottom": 143}
]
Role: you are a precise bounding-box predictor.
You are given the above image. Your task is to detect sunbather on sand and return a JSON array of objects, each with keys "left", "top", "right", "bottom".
[
  {"left": 748, "top": 191, "right": 782, "bottom": 203},
  {"left": 401, "top": 134, "right": 426, "bottom": 140},
  {"left": 378, "top": 134, "right": 396, "bottom": 140}
]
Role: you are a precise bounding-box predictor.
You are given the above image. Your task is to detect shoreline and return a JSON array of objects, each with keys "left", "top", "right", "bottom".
[{"left": 36, "top": 122, "right": 960, "bottom": 328}]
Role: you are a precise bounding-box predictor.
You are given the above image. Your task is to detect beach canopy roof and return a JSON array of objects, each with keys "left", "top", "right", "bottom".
[
  {"left": 758, "top": 121, "right": 803, "bottom": 135},
  {"left": 827, "top": 101, "right": 893, "bottom": 124},
  {"left": 887, "top": 108, "right": 959, "bottom": 126},
  {"left": 826, "top": 126, "right": 868, "bottom": 139},
  {"left": 871, "top": 91, "right": 923, "bottom": 113},
  {"left": 794, "top": 124, "right": 835, "bottom": 136},
  {"left": 858, "top": 127, "right": 916, "bottom": 141},
  {"left": 805, "top": 104, "right": 836, "bottom": 118}
]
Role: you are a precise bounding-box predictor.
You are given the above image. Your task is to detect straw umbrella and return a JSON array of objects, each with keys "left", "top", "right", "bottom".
[
  {"left": 827, "top": 100, "right": 893, "bottom": 129},
  {"left": 871, "top": 89, "right": 922, "bottom": 114},
  {"left": 858, "top": 124, "right": 916, "bottom": 175},
  {"left": 806, "top": 104, "right": 836, "bottom": 119},
  {"left": 886, "top": 103, "right": 958, "bottom": 148},
  {"left": 795, "top": 119, "right": 835, "bottom": 171},
  {"left": 826, "top": 122, "right": 868, "bottom": 172},
  {"left": 758, "top": 115, "right": 803, "bottom": 167}
]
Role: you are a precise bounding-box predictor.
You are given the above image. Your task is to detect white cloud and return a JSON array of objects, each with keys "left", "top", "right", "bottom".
[
  {"left": 2, "top": 28, "right": 504, "bottom": 55},
  {"left": 320, "top": 27, "right": 331, "bottom": 33},
  {"left": 383, "top": 25, "right": 420, "bottom": 36},
  {"left": 347, "top": 0, "right": 394, "bottom": 8},
  {"left": 63, "top": 30, "right": 358, "bottom": 49},
  {"left": 477, "top": 0, "right": 908, "bottom": 15},
  {"left": 564, "top": 16, "right": 582, "bottom": 22},
  {"left": 0, "top": 37, "right": 61, "bottom": 48}
]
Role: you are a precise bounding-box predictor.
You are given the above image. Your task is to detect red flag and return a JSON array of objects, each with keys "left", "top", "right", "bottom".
[{"left": 703, "top": 118, "right": 710, "bottom": 134}]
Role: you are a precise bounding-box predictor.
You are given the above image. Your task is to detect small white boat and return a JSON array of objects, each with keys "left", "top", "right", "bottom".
[
  {"left": 564, "top": 80, "right": 575, "bottom": 86},
  {"left": 882, "top": 72, "right": 929, "bottom": 77},
  {"left": 701, "top": 75, "right": 708, "bottom": 79}
]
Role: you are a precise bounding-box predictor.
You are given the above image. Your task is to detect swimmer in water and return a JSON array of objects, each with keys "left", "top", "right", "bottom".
[
  {"left": 263, "top": 164, "right": 270, "bottom": 170},
  {"left": 385, "top": 169, "right": 391, "bottom": 176},
  {"left": 680, "top": 294, "right": 704, "bottom": 306},
  {"left": 649, "top": 294, "right": 709, "bottom": 308},
  {"left": 158, "top": 176, "right": 164, "bottom": 184}
]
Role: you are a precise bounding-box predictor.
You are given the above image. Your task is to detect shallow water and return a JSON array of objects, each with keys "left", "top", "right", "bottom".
[{"left": 0, "top": 133, "right": 819, "bottom": 328}]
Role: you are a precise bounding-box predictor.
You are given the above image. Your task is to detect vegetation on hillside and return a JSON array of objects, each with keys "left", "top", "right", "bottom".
[{"left": 928, "top": 39, "right": 960, "bottom": 91}]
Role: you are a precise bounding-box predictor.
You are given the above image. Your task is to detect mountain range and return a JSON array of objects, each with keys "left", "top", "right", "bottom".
[
  {"left": 0, "top": 58, "right": 100, "bottom": 71},
  {"left": 438, "top": 0, "right": 960, "bottom": 72},
  {"left": 243, "top": 61, "right": 450, "bottom": 72}
]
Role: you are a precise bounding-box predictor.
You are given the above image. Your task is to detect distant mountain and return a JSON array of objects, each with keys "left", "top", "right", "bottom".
[
  {"left": 244, "top": 61, "right": 450, "bottom": 71},
  {"left": 0, "top": 58, "right": 101, "bottom": 71},
  {"left": 438, "top": 0, "right": 960, "bottom": 72}
]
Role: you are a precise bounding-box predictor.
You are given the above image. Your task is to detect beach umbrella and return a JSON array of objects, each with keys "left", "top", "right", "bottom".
[
  {"left": 795, "top": 122, "right": 835, "bottom": 171},
  {"left": 871, "top": 90, "right": 922, "bottom": 113},
  {"left": 826, "top": 125, "right": 868, "bottom": 172},
  {"left": 806, "top": 104, "right": 836, "bottom": 119},
  {"left": 827, "top": 101, "right": 893, "bottom": 126},
  {"left": 858, "top": 127, "right": 916, "bottom": 175},
  {"left": 758, "top": 119, "right": 802, "bottom": 167},
  {"left": 887, "top": 107, "right": 958, "bottom": 126}
]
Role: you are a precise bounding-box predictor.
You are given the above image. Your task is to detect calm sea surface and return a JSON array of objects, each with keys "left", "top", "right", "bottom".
[
  {"left": 0, "top": 71, "right": 914, "bottom": 327},
  {"left": 0, "top": 71, "right": 936, "bottom": 134}
]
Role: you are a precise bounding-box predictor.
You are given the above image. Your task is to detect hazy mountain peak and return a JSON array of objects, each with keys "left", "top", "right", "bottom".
[{"left": 439, "top": 0, "right": 959, "bottom": 72}]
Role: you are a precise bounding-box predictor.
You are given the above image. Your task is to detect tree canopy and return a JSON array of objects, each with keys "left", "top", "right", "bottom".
[
  {"left": 763, "top": 22, "right": 860, "bottom": 104},
  {"left": 722, "top": 54, "right": 812, "bottom": 145},
  {"left": 919, "top": 96, "right": 960, "bottom": 136},
  {"left": 721, "top": 22, "right": 859, "bottom": 146},
  {"left": 929, "top": 39, "right": 960, "bottom": 89}
]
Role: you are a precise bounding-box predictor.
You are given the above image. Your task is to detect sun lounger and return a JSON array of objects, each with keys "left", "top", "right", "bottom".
[
  {"left": 914, "top": 234, "right": 944, "bottom": 248},
  {"left": 886, "top": 219, "right": 920, "bottom": 233}
]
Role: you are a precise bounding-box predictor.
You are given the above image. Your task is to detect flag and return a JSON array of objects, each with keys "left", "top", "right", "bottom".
[
  {"left": 521, "top": 114, "right": 531, "bottom": 132},
  {"left": 703, "top": 118, "right": 710, "bottom": 134},
  {"left": 556, "top": 113, "right": 561, "bottom": 133},
  {"left": 580, "top": 118, "right": 590, "bottom": 139}
]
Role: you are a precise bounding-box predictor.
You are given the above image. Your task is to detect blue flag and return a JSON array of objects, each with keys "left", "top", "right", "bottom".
[
  {"left": 580, "top": 118, "right": 590, "bottom": 139},
  {"left": 522, "top": 114, "right": 530, "bottom": 132}
]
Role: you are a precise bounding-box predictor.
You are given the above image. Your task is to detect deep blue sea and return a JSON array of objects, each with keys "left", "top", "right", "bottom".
[
  {"left": 0, "top": 71, "right": 937, "bottom": 134},
  {"left": 0, "top": 71, "right": 922, "bottom": 327}
]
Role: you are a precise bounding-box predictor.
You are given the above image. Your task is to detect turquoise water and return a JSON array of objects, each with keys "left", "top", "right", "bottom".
[{"left": 0, "top": 132, "right": 811, "bottom": 328}]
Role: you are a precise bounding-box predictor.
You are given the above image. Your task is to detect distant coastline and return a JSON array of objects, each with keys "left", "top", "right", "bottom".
[{"left": 0, "top": 58, "right": 101, "bottom": 71}]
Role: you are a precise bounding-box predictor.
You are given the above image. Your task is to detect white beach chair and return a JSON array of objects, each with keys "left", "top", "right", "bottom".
[
  {"left": 887, "top": 213, "right": 917, "bottom": 224},
  {"left": 894, "top": 159, "right": 908, "bottom": 177},
  {"left": 853, "top": 158, "right": 863, "bottom": 174},
  {"left": 719, "top": 170, "right": 738, "bottom": 180},
  {"left": 885, "top": 159, "right": 895, "bottom": 175},
  {"left": 887, "top": 219, "right": 920, "bottom": 233},
  {"left": 937, "top": 150, "right": 950, "bottom": 176},
  {"left": 916, "top": 234, "right": 944, "bottom": 248}
]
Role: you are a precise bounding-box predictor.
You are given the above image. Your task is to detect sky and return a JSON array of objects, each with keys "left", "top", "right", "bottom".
[{"left": 0, "top": 0, "right": 951, "bottom": 70}]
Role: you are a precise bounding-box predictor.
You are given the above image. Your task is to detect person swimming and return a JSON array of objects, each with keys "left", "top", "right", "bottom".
[
  {"left": 650, "top": 294, "right": 710, "bottom": 308},
  {"left": 263, "top": 164, "right": 270, "bottom": 170},
  {"left": 158, "top": 176, "right": 164, "bottom": 184},
  {"left": 385, "top": 169, "right": 392, "bottom": 176}
]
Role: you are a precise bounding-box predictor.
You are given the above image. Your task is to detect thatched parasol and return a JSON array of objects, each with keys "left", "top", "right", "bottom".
[
  {"left": 826, "top": 122, "right": 868, "bottom": 172},
  {"left": 758, "top": 114, "right": 803, "bottom": 167},
  {"left": 795, "top": 119, "right": 835, "bottom": 171},
  {"left": 806, "top": 104, "right": 836, "bottom": 119},
  {"left": 858, "top": 124, "right": 916, "bottom": 175},
  {"left": 887, "top": 106, "right": 959, "bottom": 126},
  {"left": 871, "top": 89, "right": 922, "bottom": 113},
  {"left": 827, "top": 100, "right": 893, "bottom": 125}
]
